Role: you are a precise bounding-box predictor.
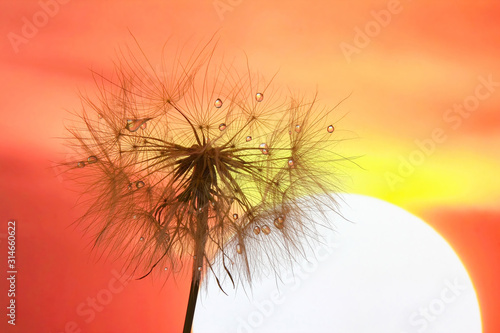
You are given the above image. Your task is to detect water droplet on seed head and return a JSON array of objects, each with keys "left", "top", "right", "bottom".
[
  {"left": 255, "top": 92, "right": 264, "bottom": 102},
  {"left": 274, "top": 215, "right": 285, "bottom": 229},
  {"left": 253, "top": 226, "right": 261, "bottom": 235},
  {"left": 327, "top": 125, "right": 335, "bottom": 133},
  {"left": 214, "top": 98, "right": 223, "bottom": 108},
  {"left": 126, "top": 119, "right": 150, "bottom": 132},
  {"left": 262, "top": 225, "right": 271, "bottom": 235},
  {"left": 259, "top": 143, "right": 269, "bottom": 155}
]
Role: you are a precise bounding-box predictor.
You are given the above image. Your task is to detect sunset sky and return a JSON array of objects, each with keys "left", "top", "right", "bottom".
[{"left": 0, "top": 0, "right": 499, "bottom": 332}]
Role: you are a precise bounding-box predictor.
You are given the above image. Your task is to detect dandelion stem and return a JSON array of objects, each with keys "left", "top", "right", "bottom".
[
  {"left": 182, "top": 268, "right": 200, "bottom": 333},
  {"left": 183, "top": 206, "right": 208, "bottom": 333}
]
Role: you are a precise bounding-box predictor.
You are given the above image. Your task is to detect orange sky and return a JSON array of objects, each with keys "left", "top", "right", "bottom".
[{"left": 0, "top": 1, "right": 499, "bottom": 332}]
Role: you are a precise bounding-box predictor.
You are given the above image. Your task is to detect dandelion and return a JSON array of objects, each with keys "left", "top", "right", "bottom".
[{"left": 61, "top": 36, "right": 350, "bottom": 332}]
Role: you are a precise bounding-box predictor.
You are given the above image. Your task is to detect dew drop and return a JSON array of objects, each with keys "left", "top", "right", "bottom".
[
  {"left": 132, "top": 215, "right": 137, "bottom": 219},
  {"left": 76, "top": 161, "right": 85, "bottom": 168},
  {"left": 255, "top": 92, "right": 264, "bottom": 102},
  {"left": 97, "top": 113, "right": 103, "bottom": 119},
  {"left": 219, "top": 123, "right": 227, "bottom": 131},
  {"left": 87, "top": 156, "right": 98, "bottom": 164},
  {"left": 236, "top": 244, "right": 243, "bottom": 254},
  {"left": 197, "top": 266, "right": 202, "bottom": 271},
  {"left": 274, "top": 216, "right": 284, "bottom": 230},
  {"left": 288, "top": 159, "right": 294, "bottom": 167},
  {"left": 164, "top": 267, "right": 168, "bottom": 271},
  {"left": 259, "top": 143, "right": 269, "bottom": 155},
  {"left": 139, "top": 237, "right": 144, "bottom": 241},
  {"left": 262, "top": 225, "right": 271, "bottom": 235},
  {"left": 253, "top": 226, "right": 261, "bottom": 235},
  {"left": 327, "top": 125, "right": 335, "bottom": 133},
  {"left": 295, "top": 124, "right": 301, "bottom": 133},
  {"left": 136, "top": 181, "right": 145, "bottom": 189},
  {"left": 233, "top": 213, "right": 238, "bottom": 220},
  {"left": 246, "top": 136, "right": 252, "bottom": 142},
  {"left": 127, "top": 183, "right": 133, "bottom": 190},
  {"left": 126, "top": 118, "right": 150, "bottom": 132},
  {"left": 214, "top": 98, "right": 223, "bottom": 108}
]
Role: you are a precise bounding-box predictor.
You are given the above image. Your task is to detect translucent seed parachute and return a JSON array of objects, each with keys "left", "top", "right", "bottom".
[{"left": 61, "top": 36, "right": 351, "bottom": 332}]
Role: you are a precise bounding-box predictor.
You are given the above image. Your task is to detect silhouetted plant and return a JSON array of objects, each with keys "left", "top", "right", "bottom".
[{"left": 62, "top": 36, "right": 351, "bottom": 333}]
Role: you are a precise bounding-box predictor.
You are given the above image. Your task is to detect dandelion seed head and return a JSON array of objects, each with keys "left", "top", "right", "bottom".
[{"left": 62, "top": 37, "right": 351, "bottom": 290}]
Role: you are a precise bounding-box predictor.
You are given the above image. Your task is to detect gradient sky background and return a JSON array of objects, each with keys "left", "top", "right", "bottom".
[{"left": 0, "top": 0, "right": 499, "bottom": 332}]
